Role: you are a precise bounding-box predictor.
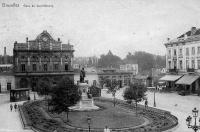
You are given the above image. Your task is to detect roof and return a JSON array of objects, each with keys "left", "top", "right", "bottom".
[
  {"left": 175, "top": 74, "right": 199, "bottom": 85},
  {"left": 159, "top": 74, "right": 183, "bottom": 81}
]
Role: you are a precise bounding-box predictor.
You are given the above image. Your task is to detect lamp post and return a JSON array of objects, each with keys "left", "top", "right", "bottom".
[
  {"left": 153, "top": 88, "right": 156, "bottom": 107},
  {"left": 87, "top": 116, "right": 91, "bottom": 132},
  {"left": 186, "top": 107, "right": 200, "bottom": 132}
]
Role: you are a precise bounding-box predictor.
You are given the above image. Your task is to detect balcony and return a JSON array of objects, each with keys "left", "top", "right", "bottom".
[
  {"left": 172, "top": 56, "right": 177, "bottom": 60},
  {"left": 178, "top": 54, "right": 183, "bottom": 58}
]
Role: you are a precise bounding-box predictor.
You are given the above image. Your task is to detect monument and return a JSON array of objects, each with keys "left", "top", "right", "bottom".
[{"left": 69, "top": 68, "right": 99, "bottom": 111}]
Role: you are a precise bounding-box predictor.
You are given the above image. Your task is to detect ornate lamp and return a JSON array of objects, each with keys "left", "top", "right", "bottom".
[
  {"left": 87, "top": 116, "right": 91, "bottom": 132},
  {"left": 186, "top": 108, "right": 200, "bottom": 132},
  {"left": 192, "top": 107, "right": 198, "bottom": 118}
]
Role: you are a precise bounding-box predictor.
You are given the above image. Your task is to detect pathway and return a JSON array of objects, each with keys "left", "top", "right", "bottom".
[{"left": 0, "top": 92, "right": 40, "bottom": 132}]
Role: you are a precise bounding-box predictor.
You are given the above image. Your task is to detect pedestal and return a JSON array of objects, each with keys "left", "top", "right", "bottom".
[{"left": 69, "top": 83, "right": 99, "bottom": 111}]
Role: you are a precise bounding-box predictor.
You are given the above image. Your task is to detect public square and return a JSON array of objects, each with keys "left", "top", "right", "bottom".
[
  {"left": 101, "top": 88, "right": 200, "bottom": 132},
  {"left": 0, "top": 90, "right": 199, "bottom": 132}
]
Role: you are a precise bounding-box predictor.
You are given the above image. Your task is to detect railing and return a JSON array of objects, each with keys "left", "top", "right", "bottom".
[
  {"left": 187, "top": 68, "right": 195, "bottom": 73},
  {"left": 168, "top": 68, "right": 178, "bottom": 73}
]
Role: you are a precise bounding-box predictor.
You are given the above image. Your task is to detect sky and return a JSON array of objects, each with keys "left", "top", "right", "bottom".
[{"left": 1, "top": 0, "right": 200, "bottom": 58}]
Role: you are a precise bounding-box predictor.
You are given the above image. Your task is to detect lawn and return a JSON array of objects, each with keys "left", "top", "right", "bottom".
[{"left": 57, "top": 101, "right": 145, "bottom": 129}]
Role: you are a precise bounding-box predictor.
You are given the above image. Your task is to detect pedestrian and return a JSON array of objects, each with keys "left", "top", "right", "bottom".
[
  {"left": 10, "top": 103, "right": 13, "bottom": 112},
  {"left": 14, "top": 103, "right": 17, "bottom": 112},
  {"left": 145, "top": 99, "right": 148, "bottom": 109},
  {"left": 104, "top": 126, "right": 111, "bottom": 132}
]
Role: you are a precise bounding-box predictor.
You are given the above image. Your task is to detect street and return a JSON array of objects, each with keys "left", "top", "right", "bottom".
[{"left": 102, "top": 88, "right": 200, "bottom": 132}]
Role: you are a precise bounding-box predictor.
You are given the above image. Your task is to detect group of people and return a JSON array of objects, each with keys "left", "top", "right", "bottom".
[{"left": 10, "top": 103, "right": 18, "bottom": 112}]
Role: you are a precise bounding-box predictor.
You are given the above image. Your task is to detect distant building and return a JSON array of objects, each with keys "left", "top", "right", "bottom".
[
  {"left": 120, "top": 64, "right": 138, "bottom": 75},
  {"left": 73, "top": 56, "right": 98, "bottom": 69},
  {"left": 98, "top": 68, "right": 133, "bottom": 88},
  {"left": 13, "top": 30, "right": 74, "bottom": 91},
  {"left": 0, "top": 64, "right": 15, "bottom": 92},
  {"left": 161, "top": 27, "right": 200, "bottom": 93}
]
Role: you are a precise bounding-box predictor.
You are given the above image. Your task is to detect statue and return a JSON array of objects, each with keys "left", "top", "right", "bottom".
[{"left": 80, "top": 68, "right": 85, "bottom": 83}]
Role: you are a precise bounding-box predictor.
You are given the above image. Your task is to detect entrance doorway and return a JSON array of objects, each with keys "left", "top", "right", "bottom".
[{"left": 7, "top": 83, "right": 11, "bottom": 90}]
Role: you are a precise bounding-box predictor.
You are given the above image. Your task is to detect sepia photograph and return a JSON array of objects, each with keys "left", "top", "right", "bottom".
[{"left": 0, "top": 0, "right": 200, "bottom": 131}]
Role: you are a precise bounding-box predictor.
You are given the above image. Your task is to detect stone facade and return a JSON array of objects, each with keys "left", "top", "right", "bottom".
[
  {"left": 13, "top": 30, "right": 74, "bottom": 91},
  {"left": 0, "top": 64, "right": 15, "bottom": 92},
  {"left": 164, "top": 27, "right": 200, "bottom": 92}
]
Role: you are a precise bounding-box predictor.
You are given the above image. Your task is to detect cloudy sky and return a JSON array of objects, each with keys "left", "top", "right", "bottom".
[{"left": 1, "top": 0, "right": 200, "bottom": 58}]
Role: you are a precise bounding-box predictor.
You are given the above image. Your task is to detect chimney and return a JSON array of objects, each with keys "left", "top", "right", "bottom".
[
  {"left": 26, "top": 37, "right": 28, "bottom": 42},
  {"left": 4, "top": 47, "right": 6, "bottom": 56},
  {"left": 58, "top": 38, "right": 60, "bottom": 42},
  {"left": 4, "top": 47, "right": 7, "bottom": 64},
  {"left": 191, "top": 27, "right": 196, "bottom": 35}
]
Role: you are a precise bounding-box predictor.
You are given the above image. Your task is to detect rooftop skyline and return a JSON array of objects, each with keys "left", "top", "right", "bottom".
[{"left": 1, "top": 0, "right": 200, "bottom": 57}]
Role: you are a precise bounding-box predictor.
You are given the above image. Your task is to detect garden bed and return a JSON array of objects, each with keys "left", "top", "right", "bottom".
[{"left": 20, "top": 98, "right": 178, "bottom": 132}]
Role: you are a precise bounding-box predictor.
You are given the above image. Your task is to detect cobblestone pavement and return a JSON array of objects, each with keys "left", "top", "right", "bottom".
[{"left": 101, "top": 88, "right": 200, "bottom": 132}]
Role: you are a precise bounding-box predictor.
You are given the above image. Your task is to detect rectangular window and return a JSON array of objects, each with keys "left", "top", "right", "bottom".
[
  {"left": 168, "top": 50, "right": 171, "bottom": 58},
  {"left": 32, "top": 64, "right": 37, "bottom": 71},
  {"left": 168, "top": 61, "right": 171, "bottom": 69},
  {"left": 192, "top": 60, "right": 195, "bottom": 69},
  {"left": 21, "top": 64, "right": 26, "bottom": 72},
  {"left": 174, "top": 49, "right": 176, "bottom": 56},
  {"left": 198, "top": 47, "right": 200, "bottom": 54},
  {"left": 54, "top": 64, "right": 59, "bottom": 71},
  {"left": 186, "top": 48, "right": 189, "bottom": 56},
  {"left": 186, "top": 60, "right": 189, "bottom": 69},
  {"left": 179, "top": 60, "right": 182, "bottom": 69},
  {"left": 198, "top": 60, "right": 200, "bottom": 69},
  {"left": 179, "top": 48, "right": 182, "bottom": 56},
  {"left": 65, "top": 64, "right": 68, "bottom": 71},
  {"left": 174, "top": 61, "right": 177, "bottom": 69},
  {"left": 192, "top": 47, "right": 195, "bottom": 55},
  {"left": 43, "top": 64, "right": 47, "bottom": 71}
]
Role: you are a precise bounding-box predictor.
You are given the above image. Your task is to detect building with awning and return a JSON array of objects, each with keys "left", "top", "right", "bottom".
[
  {"left": 159, "top": 75, "right": 183, "bottom": 82},
  {"left": 159, "top": 74, "right": 183, "bottom": 90},
  {"left": 175, "top": 74, "right": 200, "bottom": 92}
]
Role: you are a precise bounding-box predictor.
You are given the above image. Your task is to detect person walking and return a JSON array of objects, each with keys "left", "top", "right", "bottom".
[
  {"left": 14, "top": 103, "right": 17, "bottom": 112},
  {"left": 10, "top": 104, "right": 13, "bottom": 112},
  {"left": 145, "top": 99, "right": 148, "bottom": 109}
]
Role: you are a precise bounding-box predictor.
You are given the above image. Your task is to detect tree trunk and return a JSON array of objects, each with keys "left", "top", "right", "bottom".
[
  {"left": 135, "top": 100, "right": 138, "bottom": 116},
  {"left": 113, "top": 93, "right": 116, "bottom": 107},
  {"left": 67, "top": 108, "right": 69, "bottom": 122}
]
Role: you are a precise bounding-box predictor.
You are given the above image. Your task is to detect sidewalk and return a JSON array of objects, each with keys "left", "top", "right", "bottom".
[{"left": 0, "top": 93, "right": 34, "bottom": 132}]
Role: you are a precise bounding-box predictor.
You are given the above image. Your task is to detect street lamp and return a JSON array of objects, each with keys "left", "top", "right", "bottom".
[
  {"left": 87, "top": 116, "right": 91, "bottom": 132},
  {"left": 186, "top": 107, "right": 200, "bottom": 132},
  {"left": 153, "top": 88, "right": 156, "bottom": 107}
]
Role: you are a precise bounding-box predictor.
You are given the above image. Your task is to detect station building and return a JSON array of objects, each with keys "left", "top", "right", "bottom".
[{"left": 13, "top": 30, "right": 74, "bottom": 91}]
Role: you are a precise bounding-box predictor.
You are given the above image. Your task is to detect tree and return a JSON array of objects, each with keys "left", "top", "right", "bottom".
[
  {"left": 50, "top": 77, "right": 81, "bottom": 121},
  {"left": 107, "top": 80, "right": 120, "bottom": 107},
  {"left": 37, "top": 79, "right": 51, "bottom": 97},
  {"left": 124, "top": 51, "right": 166, "bottom": 73},
  {"left": 123, "top": 83, "right": 146, "bottom": 115},
  {"left": 98, "top": 50, "right": 122, "bottom": 68}
]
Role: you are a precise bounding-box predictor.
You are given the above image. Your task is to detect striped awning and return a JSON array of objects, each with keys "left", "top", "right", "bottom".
[
  {"left": 159, "top": 75, "right": 183, "bottom": 81},
  {"left": 175, "top": 75, "right": 199, "bottom": 85}
]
